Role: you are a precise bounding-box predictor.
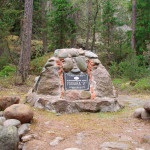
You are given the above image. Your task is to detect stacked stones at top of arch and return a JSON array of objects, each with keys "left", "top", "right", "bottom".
[{"left": 44, "top": 48, "right": 101, "bottom": 73}]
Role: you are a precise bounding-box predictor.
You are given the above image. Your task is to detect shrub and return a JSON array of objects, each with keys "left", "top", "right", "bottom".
[
  {"left": 30, "top": 52, "right": 53, "bottom": 75},
  {"left": 0, "top": 52, "right": 10, "bottom": 70},
  {"left": 109, "top": 62, "right": 120, "bottom": 78},
  {"left": 0, "top": 65, "right": 16, "bottom": 77},
  {"left": 109, "top": 55, "right": 150, "bottom": 80},
  {"left": 134, "top": 77, "right": 150, "bottom": 91}
]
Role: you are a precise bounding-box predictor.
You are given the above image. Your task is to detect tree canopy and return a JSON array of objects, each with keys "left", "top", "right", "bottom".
[{"left": 0, "top": 0, "right": 149, "bottom": 81}]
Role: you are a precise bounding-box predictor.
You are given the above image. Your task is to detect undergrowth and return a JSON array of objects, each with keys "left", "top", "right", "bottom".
[
  {"left": 97, "top": 106, "right": 133, "bottom": 119},
  {"left": 112, "top": 77, "right": 150, "bottom": 93},
  {"left": 30, "top": 52, "right": 53, "bottom": 75}
]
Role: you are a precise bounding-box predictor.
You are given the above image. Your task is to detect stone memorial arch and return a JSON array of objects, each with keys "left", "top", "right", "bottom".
[{"left": 26, "top": 48, "right": 123, "bottom": 113}]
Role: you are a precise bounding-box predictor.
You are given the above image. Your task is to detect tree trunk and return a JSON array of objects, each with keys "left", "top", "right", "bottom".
[
  {"left": 41, "top": 0, "right": 48, "bottom": 54},
  {"left": 70, "top": 7, "right": 79, "bottom": 48},
  {"left": 85, "top": 0, "right": 92, "bottom": 49},
  {"left": 131, "top": 0, "right": 136, "bottom": 52},
  {"left": 18, "top": 0, "right": 33, "bottom": 83},
  {"left": 0, "top": 40, "right": 4, "bottom": 57},
  {"left": 91, "top": 0, "right": 99, "bottom": 51}
]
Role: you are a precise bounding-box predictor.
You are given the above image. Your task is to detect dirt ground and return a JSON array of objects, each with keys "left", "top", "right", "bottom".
[{"left": 0, "top": 84, "right": 150, "bottom": 150}]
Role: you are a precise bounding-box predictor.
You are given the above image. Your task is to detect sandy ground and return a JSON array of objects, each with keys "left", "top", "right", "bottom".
[
  {"left": 0, "top": 85, "right": 150, "bottom": 150},
  {"left": 22, "top": 94, "right": 150, "bottom": 150}
]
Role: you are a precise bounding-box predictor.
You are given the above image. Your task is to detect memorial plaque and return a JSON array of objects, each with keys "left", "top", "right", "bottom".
[{"left": 64, "top": 73, "right": 90, "bottom": 90}]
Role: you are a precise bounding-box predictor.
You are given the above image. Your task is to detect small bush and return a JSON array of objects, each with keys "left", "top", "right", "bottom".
[
  {"left": 134, "top": 77, "right": 150, "bottom": 91},
  {"left": 112, "top": 77, "right": 150, "bottom": 93},
  {"left": 30, "top": 52, "right": 53, "bottom": 75},
  {"left": 109, "top": 62, "right": 119, "bottom": 78},
  {"left": 110, "top": 55, "right": 150, "bottom": 80},
  {"left": 0, "top": 65, "right": 16, "bottom": 77},
  {"left": 0, "top": 52, "right": 10, "bottom": 70}
]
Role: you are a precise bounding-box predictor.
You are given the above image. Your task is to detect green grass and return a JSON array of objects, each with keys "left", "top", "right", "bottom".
[
  {"left": 112, "top": 77, "right": 150, "bottom": 93},
  {"left": 134, "top": 77, "right": 150, "bottom": 91},
  {"left": 96, "top": 107, "right": 133, "bottom": 119}
]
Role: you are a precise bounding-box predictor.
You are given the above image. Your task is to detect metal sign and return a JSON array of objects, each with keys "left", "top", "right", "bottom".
[{"left": 64, "top": 73, "right": 90, "bottom": 90}]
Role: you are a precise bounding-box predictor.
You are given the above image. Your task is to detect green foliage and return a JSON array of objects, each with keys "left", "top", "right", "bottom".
[
  {"left": 31, "top": 42, "right": 44, "bottom": 59},
  {"left": 112, "top": 78, "right": 128, "bottom": 86},
  {"left": 112, "top": 77, "right": 150, "bottom": 93},
  {"left": 109, "top": 62, "right": 119, "bottom": 78},
  {"left": 128, "top": 0, "right": 150, "bottom": 55},
  {"left": 0, "top": 1, "right": 20, "bottom": 37},
  {"left": 48, "top": 0, "right": 76, "bottom": 49},
  {"left": 102, "top": 0, "right": 116, "bottom": 26},
  {"left": 100, "top": 0, "right": 130, "bottom": 65},
  {"left": 97, "top": 107, "right": 132, "bottom": 119},
  {"left": 30, "top": 53, "right": 53, "bottom": 75},
  {"left": 101, "top": 0, "right": 117, "bottom": 51},
  {"left": 110, "top": 55, "right": 149, "bottom": 80},
  {"left": 134, "top": 77, "right": 150, "bottom": 91},
  {"left": 0, "top": 65, "right": 16, "bottom": 77},
  {"left": 135, "top": 0, "right": 150, "bottom": 55},
  {"left": 0, "top": 1, "right": 21, "bottom": 71},
  {"left": 0, "top": 52, "right": 10, "bottom": 70}
]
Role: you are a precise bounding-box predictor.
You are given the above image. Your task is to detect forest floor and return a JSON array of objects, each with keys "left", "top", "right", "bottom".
[{"left": 0, "top": 78, "right": 150, "bottom": 150}]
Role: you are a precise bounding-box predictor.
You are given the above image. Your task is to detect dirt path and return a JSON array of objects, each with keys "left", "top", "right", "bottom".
[{"left": 21, "top": 94, "right": 150, "bottom": 150}]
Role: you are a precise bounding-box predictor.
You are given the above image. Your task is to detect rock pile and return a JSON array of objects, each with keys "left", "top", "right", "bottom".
[
  {"left": 133, "top": 101, "right": 150, "bottom": 120},
  {"left": 0, "top": 102, "right": 34, "bottom": 150},
  {"left": 26, "top": 48, "right": 123, "bottom": 113}
]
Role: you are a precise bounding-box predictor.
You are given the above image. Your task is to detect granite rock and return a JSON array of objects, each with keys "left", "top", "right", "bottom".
[
  {"left": 0, "top": 96, "right": 20, "bottom": 111},
  {"left": 4, "top": 104, "right": 34, "bottom": 123},
  {"left": 133, "top": 108, "right": 145, "bottom": 118},
  {"left": 0, "top": 126, "right": 19, "bottom": 150},
  {"left": 143, "top": 101, "right": 150, "bottom": 113},
  {"left": 3, "top": 119, "right": 21, "bottom": 127}
]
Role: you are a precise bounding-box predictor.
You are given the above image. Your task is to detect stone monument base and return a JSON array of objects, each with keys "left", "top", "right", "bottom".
[
  {"left": 26, "top": 91, "right": 123, "bottom": 113},
  {"left": 26, "top": 48, "right": 123, "bottom": 113}
]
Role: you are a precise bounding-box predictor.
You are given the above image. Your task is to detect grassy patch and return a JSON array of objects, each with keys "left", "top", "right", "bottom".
[
  {"left": 97, "top": 107, "right": 133, "bottom": 119},
  {"left": 112, "top": 77, "right": 150, "bottom": 94},
  {"left": 113, "top": 78, "right": 128, "bottom": 87},
  {"left": 134, "top": 77, "right": 150, "bottom": 91},
  {"left": 0, "top": 65, "right": 16, "bottom": 77}
]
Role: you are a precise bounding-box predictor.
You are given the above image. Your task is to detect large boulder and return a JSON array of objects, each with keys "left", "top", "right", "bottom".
[
  {"left": 4, "top": 104, "right": 34, "bottom": 123},
  {"left": 144, "top": 101, "right": 150, "bottom": 113},
  {"left": 0, "top": 96, "right": 20, "bottom": 111},
  {"left": 0, "top": 126, "right": 19, "bottom": 150},
  {"left": 133, "top": 108, "right": 145, "bottom": 118},
  {"left": 26, "top": 48, "right": 122, "bottom": 113},
  {"left": 133, "top": 101, "right": 150, "bottom": 120},
  {"left": 141, "top": 109, "right": 150, "bottom": 120}
]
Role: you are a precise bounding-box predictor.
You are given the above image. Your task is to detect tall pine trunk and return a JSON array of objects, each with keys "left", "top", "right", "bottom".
[
  {"left": 131, "top": 0, "right": 136, "bottom": 52},
  {"left": 91, "top": 0, "right": 99, "bottom": 51},
  {"left": 18, "top": 0, "right": 33, "bottom": 83},
  {"left": 85, "top": 0, "right": 92, "bottom": 49},
  {"left": 41, "top": 0, "right": 48, "bottom": 54}
]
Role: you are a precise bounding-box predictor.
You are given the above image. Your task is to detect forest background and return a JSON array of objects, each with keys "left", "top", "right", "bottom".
[{"left": 0, "top": 0, "right": 150, "bottom": 93}]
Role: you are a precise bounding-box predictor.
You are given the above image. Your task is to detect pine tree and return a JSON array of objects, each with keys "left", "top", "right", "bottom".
[
  {"left": 18, "top": 0, "right": 33, "bottom": 83},
  {"left": 48, "top": 0, "right": 76, "bottom": 49},
  {"left": 135, "top": 0, "right": 150, "bottom": 55},
  {"left": 101, "top": 0, "right": 116, "bottom": 53}
]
